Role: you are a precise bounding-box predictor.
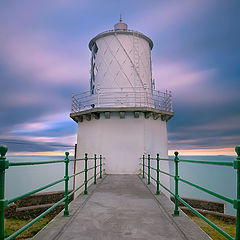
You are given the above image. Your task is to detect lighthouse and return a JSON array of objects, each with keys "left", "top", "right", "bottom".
[{"left": 70, "top": 17, "right": 173, "bottom": 194}]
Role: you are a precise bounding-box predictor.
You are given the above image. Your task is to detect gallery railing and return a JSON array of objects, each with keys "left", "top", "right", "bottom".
[
  {"left": 140, "top": 146, "right": 240, "bottom": 240},
  {"left": 0, "top": 145, "right": 104, "bottom": 240},
  {"left": 71, "top": 87, "right": 173, "bottom": 113}
]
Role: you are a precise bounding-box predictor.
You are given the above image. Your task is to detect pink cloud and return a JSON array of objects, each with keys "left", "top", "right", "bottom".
[
  {"left": 4, "top": 91, "right": 45, "bottom": 107},
  {"left": 0, "top": 31, "right": 89, "bottom": 84},
  {"left": 153, "top": 61, "right": 215, "bottom": 90},
  {"left": 130, "top": 1, "right": 215, "bottom": 35},
  {"left": 7, "top": 121, "right": 77, "bottom": 146},
  {"left": 152, "top": 60, "right": 219, "bottom": 104}
]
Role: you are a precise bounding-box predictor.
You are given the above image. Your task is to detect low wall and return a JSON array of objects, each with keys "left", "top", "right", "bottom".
[
  {"left": 170, "top": 197, "right": 236, "bottom": 224},
  {"left": 5, "top": 190, "right": 73, "bottom": 220},
  {"left": 170, "top": 196, "right": 225, "bottom": 213}
]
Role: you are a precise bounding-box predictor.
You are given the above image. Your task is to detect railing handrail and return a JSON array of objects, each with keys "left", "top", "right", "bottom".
[
  {"left": 0, "top": 145, "right": 104, "bottom": 240},
  {"left": 141, "top": 146, "right": 240, "bottom": 240},
  {"left": 9, "top": 159, "right": 66, "bottom": 166},
  {"left": 145, "top": 156, "right": 234, "bottom": 166}
]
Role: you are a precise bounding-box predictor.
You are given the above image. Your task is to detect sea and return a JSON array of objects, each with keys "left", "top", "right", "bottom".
[{"left": 4, "top": 155, "right": 236, "bottom": 216}]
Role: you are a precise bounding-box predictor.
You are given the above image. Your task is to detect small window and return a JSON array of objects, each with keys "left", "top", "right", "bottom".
[{"left": 90, "top": 43, "right": 98, "bottom": 94}]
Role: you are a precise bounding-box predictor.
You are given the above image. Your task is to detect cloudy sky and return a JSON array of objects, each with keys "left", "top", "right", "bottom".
[{"left": 0, "top": 0, "right": 239, "bottom": 156}]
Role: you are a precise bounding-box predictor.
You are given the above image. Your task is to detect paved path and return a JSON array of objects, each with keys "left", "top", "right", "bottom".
[{"left": 33, "top": 175, "right": 210, "bottom": 240}]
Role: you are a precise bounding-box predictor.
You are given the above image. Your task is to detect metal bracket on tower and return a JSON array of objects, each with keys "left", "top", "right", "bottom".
[
  {"left": 119, "top": 111, "right": 125, "bottom": 119},
  {"left": 86, "top": 114, "right": 91, "bottom": 121},
  {"left": 104, "top": 112, "right": 111, "bottom": 119},
  {"left": 92, "top": 113, "right": 100, "bottom": 120},
  {"left": 144, "top": 112, "right": 152, "bottom": 119},
  {"left": 77, "top": 116, "right": 83, "bottom": 122},
  {"left": 161, "top": 115, "right": 166, "bottom": 121},
  {"left": 134, "top": 112, "right": 140, "bottom": 118},
  {"left": 153, "top": 113, "right": 160, "bottom": 120}
]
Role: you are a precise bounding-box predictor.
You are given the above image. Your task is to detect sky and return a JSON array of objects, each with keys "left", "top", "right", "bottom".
[{"left": 0, "top": 0, "right": 239, "bottom": 156}]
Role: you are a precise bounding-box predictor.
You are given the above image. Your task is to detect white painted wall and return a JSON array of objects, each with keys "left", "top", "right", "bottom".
[
  {"left": 94, "top": 34, "right": 152, "bottom": 90},
  {"left": 74, "top": 113, "right": 170, "bottom": 197}
]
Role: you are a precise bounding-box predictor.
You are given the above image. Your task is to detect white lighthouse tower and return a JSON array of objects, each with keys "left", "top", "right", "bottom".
[{"left": 70, "top": 17, "right": 173, "bottom": 194}]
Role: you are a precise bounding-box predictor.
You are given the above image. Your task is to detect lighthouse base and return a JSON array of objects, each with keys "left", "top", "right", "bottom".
[{"left": 74, "top": 111, "right": 170, "bottom": 196}]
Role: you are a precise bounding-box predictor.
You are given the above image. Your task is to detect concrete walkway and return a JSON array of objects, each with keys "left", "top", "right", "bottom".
[{"left": 33, "top": 175, "right": 210, "bottom": 240}]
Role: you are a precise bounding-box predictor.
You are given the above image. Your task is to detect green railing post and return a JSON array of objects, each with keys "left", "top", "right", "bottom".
[
  {"left": 100, "top": 155, "right": 102, "bottom": 179},
  {"left": 64, "top": 152, "right": 70, "bottom": 216},
  {"left": 156, "top": 153, "right": 160, "bottom": 195},
  {"left": 84, "top": 153, "right": 88, "bottom": 195},
  {"left": 94, "top": 154, "right": 97, "bottom": 184},
  {"left": 235, "top": 146, "right": 240, "bottom": 239},
  {"left": 0, "top": 145, "right": 8, "bottom": 240},
  {"left": 148, "top": 154, "right": 150, "bottom": 185},
  {"left": 142, "top": 155, "right": 145, "bottom": 179},
  {"left": 173, "top": 151, "right": 180, "bottom": 216}
]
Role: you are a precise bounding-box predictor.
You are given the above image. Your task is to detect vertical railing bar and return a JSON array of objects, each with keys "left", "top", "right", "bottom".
[
  {"left": 71, "top": 92, "right": 74, "bottom": 113},
  {"left": 100, "top": 155, "right": 102, "bottom": 179},
  {"left": 164, "top": 91, "right": 166, "bottom": 111},
  {"left": 97, "top": 86, "right": 100, "bottom": 107},
  {"left": 158, "top": 91, "right": 160, "bottom": 109},
  {"left": 173, "top": 151, "right": 180, "bottom": 216},
  {"left": 142, "top": 155, "right": 145, "bottom": 179},
  {"left": 156, "top": 153, "right": 160, "bottom": 195},
  {"left": 235, "top": 146, "right": 240, "bottom": 239},
  {"left": 170, "top": 91, "right": 173, "bottom": 112},
  {"left": 148, "top": 154, "right": 150, "bottom": 185},
  {"left": 64, "top": 152, "right": 70, "bottom": 216},
  {"left": 84, "top": 153, "right": 88, "bottom": 194},
  {"left": 94, "top": 154, "right": 97, "bottom": 184},
  {"left": 73, "top": 144, "right": 77, "bottom": 191},
  {"left": 84, "top": 92, "right": 86, "bottom": 108},
  {"left": 166, "top": 90, "right": 169, "bottom": 111},
  {"left": 0, "top": 145, "right": 8, "bottom": 240}
]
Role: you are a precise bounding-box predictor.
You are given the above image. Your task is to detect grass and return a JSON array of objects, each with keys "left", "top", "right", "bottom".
[
  {"left": 4, "top": 217, "right": 53, "bottom": 239},
  {"left": 4, "top": 213, "right": 236, "bottom": 240},
  {"left": 187, "top": 214, "right": 236, "bottom": 240}
]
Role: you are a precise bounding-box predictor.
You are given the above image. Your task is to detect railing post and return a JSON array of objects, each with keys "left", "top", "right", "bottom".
[
  {"left": 94, "top": 154, "right": 97, "bottom": 184},
  {"left": 100, "top": 155, "right": 102, "bottom": 179},
  {"left": 158, "top": 91, "right": 160, "bottom": 109},
  {"left": 0, "top": 145, "right": 8, "bottom": 240},
  {"left": 97, "top": 86, "right": 100, "bottom": 107},
  {"left": 169, "top": 91, "right": 173, "bottom": 112},
  {"left": 156, "top": 153, "right": 160, "bottom": 195},
  {"left": 144, "top": 86, "right": 147, "bottom": 106},
  {"left": 64, "top": 152, "right": 70, "bottom": 216},
  {"left": 235, "top": 146, "right": 240, "bottom": 239},
  {"left": 142, "top": 155, "right": 145, "bottom": 178},
  {"left": 84, "top": 153, "right": 88, "bottom": 195},
  {"left": 84, "top": 92, "right": 86, "bottom": 108},
  {"left": 148, "top": 154, "right": 150, "bottom": 185},
  {"left": 173, "top": 151, "right": 180, "bottom": 216},
  {"left": 71, "top": 92, "right": 74, "bottom": 113},
  {"left": 163, "top": 91, "right": 166, "bottom": 111},
  {"left": 166, "top": 90, "right": 169, "bottom": 111}
]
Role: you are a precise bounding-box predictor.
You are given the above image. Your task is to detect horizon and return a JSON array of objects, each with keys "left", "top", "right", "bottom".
[
  {"left": 5, "top": 149, "right": 237, "bottom": 157},
  {"left": 0, "top": 1, "right": 239, "bottom": 156}
]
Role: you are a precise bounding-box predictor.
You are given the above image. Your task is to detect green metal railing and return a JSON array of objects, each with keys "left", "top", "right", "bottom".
[
  {"left": 140, "top": 146, "right": 240, "bottom": 240},
  {"left": 0, "top": 145, "right": 104, "bottom": 240}
]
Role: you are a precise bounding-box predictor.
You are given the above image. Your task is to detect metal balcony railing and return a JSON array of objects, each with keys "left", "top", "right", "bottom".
[
  {"left": 71, "top": 87, "right": 173, "bottom": 113},
  {"left": 140, "top": 146, "right": 240, "bottom": 240},
  {"left": 0, "top": 145, "right": 104, "bottom": 240}
]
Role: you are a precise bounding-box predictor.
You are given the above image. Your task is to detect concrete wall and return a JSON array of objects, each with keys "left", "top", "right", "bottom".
[
  {"left": 75, "top": 112, "right": 170, "bottom": 196},
  {"left": 5, "top": 191, "right": 73, "bottom": 220}
]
